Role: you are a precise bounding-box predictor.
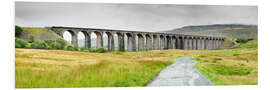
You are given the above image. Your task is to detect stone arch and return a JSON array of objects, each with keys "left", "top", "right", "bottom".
[
  {"left": 77, "top": 31, "right": 90, "bottom": 48},
  {"left": 171, "top": 36, "right": 176, "bottom": 49},
  {"left": 94, "top": 31, "right": 103, "bottom": 48},
  {"left": 145, "top": 34, "right": 152, "bottom": 50},
  {"left": 113, "top": 33, "right": 118, "bottom": 51},
  {"left": 63, "top": 30, "right": 77, "bottom": 46},
  {"left": 105, "top": 32, "right": 114, "bottom": 51},
  {"left": 179, "top": 36, "right": 184, "bottom": 49},
  {"left": 116, "top": 32, "right": 125, "bottom": 51},
  {"left": 153, "top": 34, "right": 159, "bottom": 50},
  {"left": 183, "top": 36, "right": 189, "bottom": 50},
  {"left": 209, "top": 37, "right": 213, "bottom": 49},
  {"left": 126, "top": 33, "right": 136, "bottom": 51},
  {"left": 90, "top": 32, "right": 97, "bottom": 48},
  {"left": 137, "top": 33, "right": 144, "bottom": 51},
  {"left": 191, "top": 36, "right": 197, "bottom": 50},
  {"left": 188, "top": 36, "right": 193, "bottom": 50},
  {"left": 165, "top": 35, "right": 171, "bottom": 49},
  {"left": 204, "top": 37, "right": 208, "bottom": 49},
  {"left": 159, "top": 35, "right": 165, "bottom": 50}
]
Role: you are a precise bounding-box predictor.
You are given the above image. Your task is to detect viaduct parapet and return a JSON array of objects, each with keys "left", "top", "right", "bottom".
[{"left": 50, "top": 26, "right": 225, "bottom": 52}]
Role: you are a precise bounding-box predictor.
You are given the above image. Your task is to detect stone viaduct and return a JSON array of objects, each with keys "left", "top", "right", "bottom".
[{"left": 50, "top": 26, "right": 225, "bottom": 52}]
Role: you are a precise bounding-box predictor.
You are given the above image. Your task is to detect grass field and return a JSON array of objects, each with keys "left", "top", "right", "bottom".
[
  {"left": 192, "top": 40, "right": 258, "bottom": 85},
  {"left": 15, "top": 48, "right": 202, "bottom": 88},
  {"left": 15, "top": 40, "right": 258, "bottom": 88}
]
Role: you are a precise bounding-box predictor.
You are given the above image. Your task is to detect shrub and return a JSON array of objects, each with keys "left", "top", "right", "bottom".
[
  {"left": 64, "top": 45, "right": 75, "bottom": 51},
  {"left": 88, "top": 48, "right": 97, "bottom": 52},
  {"left": 73, "top": 46, "right": 79, "bottom": 51},
  {"left": 31, "top": 40, "right": 47, "bottom": 49},
  {"left": 236, "top": 38, "right": 254, "bottom": 43},
  {"left": 15, "top": 38, "right": 27, "bottom": 48},
  {"left": 79, "top": 47, "right": 87, "bottom": 52},
  {"left": 55, "top": 38, "right": 68, "bottom": 49},
  {"left": 44, "top": 39, "right": 55, "bottom": 49},
  {"left": 28, "top": 35, "right": 35, "bottom": 43},
  {"left": 43, "top": 38, "right": 68, "bottom": 50},
  {"left": 15, "top": 43, "right": 21, "bottom": 48},
  {"left": 15, "top": 25, "right": 23, "bottom": 37},
  {"left": 25, "top": 43, "right": 31, "bottom": 48},
  {"left": 96, "top": 47, "right": 106, "bottom": 53}
]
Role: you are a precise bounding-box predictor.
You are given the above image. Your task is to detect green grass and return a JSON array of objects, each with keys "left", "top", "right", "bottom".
[{"left": 192, "top": 40, "right": 258, "bottom": 85}]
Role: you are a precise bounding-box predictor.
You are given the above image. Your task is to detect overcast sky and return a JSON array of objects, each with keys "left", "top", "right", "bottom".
[{"left": 15, "top": 2, "right": 257, "bottom": 32}]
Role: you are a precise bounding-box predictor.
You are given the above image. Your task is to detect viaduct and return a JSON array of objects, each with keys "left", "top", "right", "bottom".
[{"left": 50, "top": 26, "right": 225, "bottom": 52}]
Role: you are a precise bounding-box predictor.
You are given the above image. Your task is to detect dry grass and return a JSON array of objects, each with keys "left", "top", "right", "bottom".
[
  {"left": 15, "top": 40, "right": 258, "bottom": 87},
  {"left": 15, "top": 49, "right": 200, "bottom": 88}
]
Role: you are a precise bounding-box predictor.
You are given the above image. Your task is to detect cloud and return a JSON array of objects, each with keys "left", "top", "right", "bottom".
[{"left": 15, "top": 2, "right": 257, "bottom": 32}]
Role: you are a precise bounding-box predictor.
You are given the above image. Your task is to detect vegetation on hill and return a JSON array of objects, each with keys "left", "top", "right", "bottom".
[
  {"left": 165, "top": 24, "right": 258, "bottom": 39},
  {"left": 17, "top": 27, "right": 61, "bottom": 42}
]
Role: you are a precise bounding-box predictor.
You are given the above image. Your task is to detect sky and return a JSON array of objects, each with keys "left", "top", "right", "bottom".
[{"left": 15, "top": 2, "right": 257, "bottom": 32}]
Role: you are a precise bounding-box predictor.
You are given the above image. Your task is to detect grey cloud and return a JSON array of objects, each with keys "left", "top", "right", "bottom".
[{"left": 15, "top": 2, "right": 257, "bottom": 32}]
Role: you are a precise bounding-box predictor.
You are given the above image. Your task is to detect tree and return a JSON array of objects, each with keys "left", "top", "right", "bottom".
[{"left": 15, "top": 25, "right": 23, "bottom": 37}]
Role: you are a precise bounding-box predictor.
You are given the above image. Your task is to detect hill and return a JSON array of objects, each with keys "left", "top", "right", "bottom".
[
  {"left": 17, "top": 27, "right": 62, "bottom": 42},
  {"left": 165, "top": 24, "right": 258, "bottom": 39}
]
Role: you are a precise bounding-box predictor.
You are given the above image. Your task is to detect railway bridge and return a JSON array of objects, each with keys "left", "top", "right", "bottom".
[{"left": 51, "top": 26, "right": 225, "bottom": 52}]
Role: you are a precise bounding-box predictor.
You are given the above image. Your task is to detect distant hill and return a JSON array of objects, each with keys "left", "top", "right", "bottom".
[{"left": 164, "top": 24, "right": 258, "bottom": 39}]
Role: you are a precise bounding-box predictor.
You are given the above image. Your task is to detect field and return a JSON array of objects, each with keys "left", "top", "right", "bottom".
[
  {"left": 193, "top": 40, "right": 258, "bottom": 85},
  {"left": 15, "top": 40, "right": 258, "bottom": 88}
]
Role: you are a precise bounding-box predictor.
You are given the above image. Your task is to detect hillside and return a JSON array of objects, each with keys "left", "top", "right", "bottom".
[
  {"left": 165, "top": 24, "right": 258, "bottom": 39},
  {"left": 18, "top": 27, "right": 62, "bottom": 42}
]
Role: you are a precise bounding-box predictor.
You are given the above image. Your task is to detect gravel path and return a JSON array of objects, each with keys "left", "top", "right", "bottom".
[{"left": 147, "top": 56, "right": 214, "bottom": 86}]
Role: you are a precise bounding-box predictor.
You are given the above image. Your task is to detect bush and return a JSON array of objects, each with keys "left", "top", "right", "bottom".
[
  {"left": 73, "top": 46, "right": 79, "bottom": 51},
  {"left": 25, "top": 43, "right": 31, "bottom": 48},
  {"left": 28, "top": 35, "right": 35, "bottom": 43},
  {"left": 15, "top": 25, "right": 23, "bottom": 37},
  {"left": 44, "top": 38, "right": 68, "bottom": 50},
  {"left": 96, "top": 47, "right": 106, "bottom": 53},
  {"left": 236, "top": 38, "right": 254, "bottom": 43},
  {"left": 64, "top": 45, "right": 75, "bottom": 51},
  {"left": 55, "top": 38, "right": 68, "bottom": 49},
  {"left": 79, "top": 47, "right": 87, "bottom": 52},
  {"left": 31, "top": 40, "right": 47, "bottom": 49},
  {"left": 43, "top": 39, "right": 55, "bottom": 49},
  {"left": 88, "top": 48, "right": 97, "bottom": 52},
  {"left": 15, "top": 38, "right": 27, "bottom": 48}
]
